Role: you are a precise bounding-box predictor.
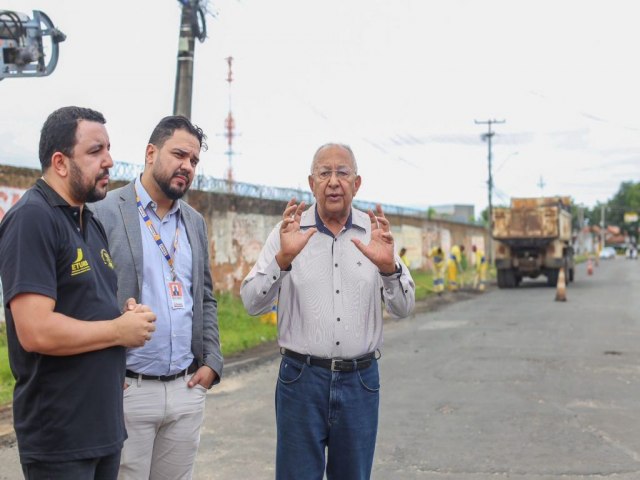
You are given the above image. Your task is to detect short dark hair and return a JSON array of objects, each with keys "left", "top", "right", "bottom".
[
  {"left": 148, "top": 115, "right": 208, "bottom": 151},
  {"left": 38, "top": 106, "right": 106, "bottom": 172}
]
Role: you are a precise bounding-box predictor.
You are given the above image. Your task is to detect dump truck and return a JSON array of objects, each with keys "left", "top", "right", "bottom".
[{"left": 492, "top": 196, "right": 574, "bottom": 288}]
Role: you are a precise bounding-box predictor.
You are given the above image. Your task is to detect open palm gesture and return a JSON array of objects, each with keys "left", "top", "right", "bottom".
[
  {"left": 352, "top": 204, "right": 396, "bottom": 274},
  {"left": 275, "top": 198, "right": 317, "bottom": 269}
]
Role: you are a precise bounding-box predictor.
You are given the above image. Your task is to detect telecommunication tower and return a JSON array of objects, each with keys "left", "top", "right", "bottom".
[{"left": 224, "top": 55, "right": 237, "bottom": 184}]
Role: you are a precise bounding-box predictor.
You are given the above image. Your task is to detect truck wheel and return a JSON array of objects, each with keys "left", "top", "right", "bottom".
[
  {"left": 547, "top": 269, "right": 559, "bottom": 287},
  {"left": 569, "top": 268, "right": 574, "bottom": 283},
  {"left": 497, "top": 270, "right": 510, "bottom": 289},
  {"left": 498, "top": 269, "right": 516, "bottom": 288}
]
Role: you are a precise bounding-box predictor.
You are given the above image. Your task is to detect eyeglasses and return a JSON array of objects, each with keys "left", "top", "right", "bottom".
[{"left": 313, "top": 168, "right": 355, "bottom": 181}]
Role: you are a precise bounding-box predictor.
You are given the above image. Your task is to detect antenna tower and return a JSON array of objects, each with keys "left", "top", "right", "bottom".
[{"left": 224, "top": 56, "right": 236, "bottom": 185}]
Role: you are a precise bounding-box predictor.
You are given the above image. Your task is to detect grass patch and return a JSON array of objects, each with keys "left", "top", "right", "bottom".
[
  {"left": 410, "top": 267, "right": 491, "bottom": 299},
  {"left": 216, "top": 292, "right": 277, "bottom": 357},
  {"left": 0, "top": 323, "right": 13, "bottom": 406},
  {"left": 0, "top": 294, "right": 277, "bottom": 407},
  {"left": 410, "top": 270, "right": 436, "bottom": 300},
  {"left": 0, "top": 347, "right": 11, "bottom": 405},
  {"left": 574, "top": 254, "right": 589, "bottom": 264},
  {"left": 1, "top": 268, "right": 498, "bottom": 406}
]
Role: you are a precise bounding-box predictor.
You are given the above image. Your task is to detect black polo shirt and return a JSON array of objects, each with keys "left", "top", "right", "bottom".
[{"left": 0, "top": 179, "right": 125, "bottom": 464}]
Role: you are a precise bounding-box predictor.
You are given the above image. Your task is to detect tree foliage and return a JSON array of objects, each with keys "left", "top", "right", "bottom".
[{"left": 577, "top": 181, "right": 640, "bottom": 235}]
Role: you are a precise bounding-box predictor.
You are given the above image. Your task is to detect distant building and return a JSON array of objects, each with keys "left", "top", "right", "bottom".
[{"left": 430, "top": 204, "right": 475, "bottom": 224}]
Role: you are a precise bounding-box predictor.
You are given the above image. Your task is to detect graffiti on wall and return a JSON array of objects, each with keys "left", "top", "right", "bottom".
[{"left": 0, "top": 186, "right": 26, "bottom": 221}]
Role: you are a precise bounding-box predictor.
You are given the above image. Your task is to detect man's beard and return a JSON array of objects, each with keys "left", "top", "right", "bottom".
[
  {"left": 154, "top": 168, "right": 191, "bottom": 200},
  {"left": 69, "top": 159, "right": 109, "bottom": 203}
]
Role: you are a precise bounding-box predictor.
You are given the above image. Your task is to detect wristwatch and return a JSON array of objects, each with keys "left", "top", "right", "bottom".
[{"left": 380, "top": 262, "right": 402, "bottom": 277}]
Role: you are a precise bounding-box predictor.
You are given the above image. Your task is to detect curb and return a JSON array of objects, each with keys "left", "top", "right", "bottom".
[
  {"left": 0, "top": 286, "right": 491, "bottom": 446},
  {"left": 221, "top": 288, "right": 485, "bottom": 377}
]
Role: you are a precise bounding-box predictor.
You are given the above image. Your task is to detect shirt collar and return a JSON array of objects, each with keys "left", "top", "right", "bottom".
[
  {"left": 35, "top": 178, "right": 94, "bottom": 225},
  {"left": 300, "top": 204, "right": 358, "bottom": 237},
  {"left": 135, "top": 175, "right": 181, "bottom": 216},
  {"left": 36, "top": 178, "right": 71, "bottom": 208}
]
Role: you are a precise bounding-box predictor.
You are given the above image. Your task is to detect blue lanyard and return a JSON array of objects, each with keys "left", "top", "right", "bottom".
[{"left": 134, "top": 186, "right": 181, "bottom": 281}]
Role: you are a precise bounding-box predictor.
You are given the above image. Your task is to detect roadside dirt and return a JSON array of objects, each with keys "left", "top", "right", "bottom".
[
  {"left": 0, "top": 285, "right": 488, "bottom": 447},
  {"left": 0, "top": 404, "right": 13, "bottom": 447}
]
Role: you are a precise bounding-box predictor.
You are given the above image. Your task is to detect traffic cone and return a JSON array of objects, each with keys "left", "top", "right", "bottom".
[
  {"left": 587, "top": 257, "right": 593, "bottom": 276},
  {"left": 555, "top": 268, "right": 567, "bottom": 302}
]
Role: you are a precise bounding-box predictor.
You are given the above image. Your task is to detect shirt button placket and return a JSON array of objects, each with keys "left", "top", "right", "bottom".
[{"left": 332, "top": 235, "right": 343, "bottom": 356}]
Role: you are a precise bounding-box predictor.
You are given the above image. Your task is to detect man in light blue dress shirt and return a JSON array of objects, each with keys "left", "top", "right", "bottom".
[{"left": 92, "top": 116, "right": 222, "bottom": 480}]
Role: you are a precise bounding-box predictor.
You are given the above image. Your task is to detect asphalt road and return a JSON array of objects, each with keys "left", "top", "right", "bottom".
[{"left": 2, "top": 258, "right": 640, "bottom": 479}]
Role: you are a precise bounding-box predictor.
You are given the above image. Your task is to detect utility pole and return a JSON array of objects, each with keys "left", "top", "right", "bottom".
[
  {"left": 601, "top": 204, "right": 606, "bottom": 249},
  {"left": 173, "top": 1, "right": 208, "bottom": 118},
  {"left": 577, "top": 205, "right": 585, "bottom": 255},
  {"left": 475, "top": 118, "right": 505, "bottom": 265},
  {"left": 173, "top": 2, "right": 195, "bottom": 118}
]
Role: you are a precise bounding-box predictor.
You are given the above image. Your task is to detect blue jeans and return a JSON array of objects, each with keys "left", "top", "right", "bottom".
[
  {"left": 275, "top": 355, "right": 380, "bottom": 480},
  {"left": 21, "top": 452, "right": 121, "bottom": 480}
]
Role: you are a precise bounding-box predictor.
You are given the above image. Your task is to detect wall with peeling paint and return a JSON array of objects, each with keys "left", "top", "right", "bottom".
[{"left": 0, "top": 165, "right": 488, "bottom": 295}]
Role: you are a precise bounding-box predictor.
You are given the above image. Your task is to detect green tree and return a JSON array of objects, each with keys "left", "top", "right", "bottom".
[{"left": 608, "top": 181, "right": 640, "bottom": 236}]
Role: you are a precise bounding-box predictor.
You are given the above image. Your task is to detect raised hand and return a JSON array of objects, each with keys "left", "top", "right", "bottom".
[
  {"left": 275, "top": 198, "right": 317, "bottom": 270},
  {"left": 351, "top": 204, "right": 396, "bottom": 273}
]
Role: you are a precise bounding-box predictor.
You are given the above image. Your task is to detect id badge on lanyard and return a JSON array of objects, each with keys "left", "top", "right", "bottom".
[
  {"left": 168, "top": 281, "right": 185, "bottom": 309},
  {"left": 136, "top": 187, "right": 185, "bottom": 310}
]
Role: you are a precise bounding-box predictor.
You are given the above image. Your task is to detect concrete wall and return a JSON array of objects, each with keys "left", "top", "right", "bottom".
[{"left": 0, "top": 165, "right": 488, "bottom": 295}]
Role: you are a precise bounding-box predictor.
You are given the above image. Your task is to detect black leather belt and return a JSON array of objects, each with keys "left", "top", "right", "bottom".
[
  {"left": 126, "top": 362, "right": 197, "bottom": 382},
  {"left": 282, "top": 348, "right": 375, "bottom": 372}
]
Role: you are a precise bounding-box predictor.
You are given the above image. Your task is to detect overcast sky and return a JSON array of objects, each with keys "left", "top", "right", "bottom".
[{"left": 1, "top": 0, "right": 638, "bottom": 216}]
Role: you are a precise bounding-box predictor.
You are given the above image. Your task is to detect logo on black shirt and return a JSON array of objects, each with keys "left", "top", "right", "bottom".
[
  {"left": 71, "top": 248, "right": 91, "bottom": 276},
  {"left": 100, "top": 249, "right": 115, "bottom": 269}
]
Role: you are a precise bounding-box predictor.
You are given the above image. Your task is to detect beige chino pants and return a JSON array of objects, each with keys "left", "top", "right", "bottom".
[{"left": 118, "top": 373, "right": 208, "bottom": 480}]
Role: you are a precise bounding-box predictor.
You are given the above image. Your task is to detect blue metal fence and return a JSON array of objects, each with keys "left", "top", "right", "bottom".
[{"left": 110, "top": 161, "right": 466, "bottom": 222}]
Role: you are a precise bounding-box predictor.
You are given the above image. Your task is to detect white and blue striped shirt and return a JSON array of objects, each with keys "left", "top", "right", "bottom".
[{"left": 241, "top": 204, "right": 415, "bottom": 359}]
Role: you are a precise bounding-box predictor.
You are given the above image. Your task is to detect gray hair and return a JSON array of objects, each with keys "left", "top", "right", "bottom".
[{"left": 310, "top": 143, "right": 358, "bottom": 174}]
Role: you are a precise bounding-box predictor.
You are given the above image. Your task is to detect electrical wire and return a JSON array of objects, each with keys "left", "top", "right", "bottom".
[{"left": 0, "top": 10, "right": 24, "bottom": 43}]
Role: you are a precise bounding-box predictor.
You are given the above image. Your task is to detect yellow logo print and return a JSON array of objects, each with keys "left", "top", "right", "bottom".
[
  {"left": 71, "top": 248, "right": 91, "bottom": 276},
  {"left": 100, "top": 249, "right": 114, "bottom": 269}
]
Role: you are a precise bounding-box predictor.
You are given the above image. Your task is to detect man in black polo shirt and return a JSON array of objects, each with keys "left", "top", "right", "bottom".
[{"left": 0, "top": 106, "right": 157, "bottom": 480}]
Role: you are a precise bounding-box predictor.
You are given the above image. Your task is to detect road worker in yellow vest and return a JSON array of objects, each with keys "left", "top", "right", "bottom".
[
  {"left": 447, "top": 244, "right": 464, "bottom": 291},
  {"left": 472, "top": 245, "right": 487, "bottom": 291},
  {"left": 399, "top": 247, "right": 410, "bottom": 269},
  {"left": 428, "top": 246, "right": 446, "bottom": 295}
]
